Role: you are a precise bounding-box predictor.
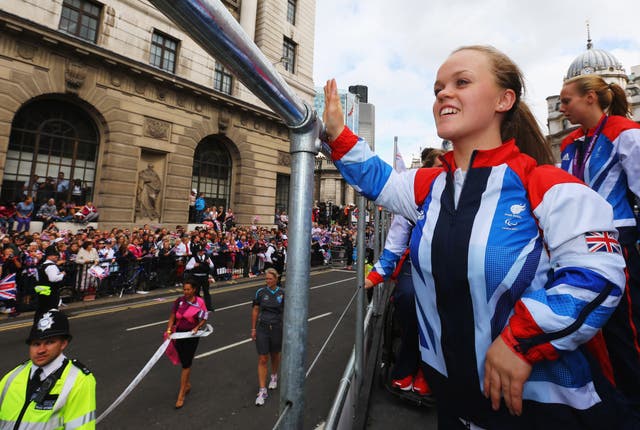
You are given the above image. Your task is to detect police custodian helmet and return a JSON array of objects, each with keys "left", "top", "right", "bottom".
[{"left": 26, "top": 310, "right": 72, "bottom": 344}]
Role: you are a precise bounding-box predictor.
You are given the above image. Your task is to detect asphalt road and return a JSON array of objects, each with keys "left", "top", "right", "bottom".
[{"left": 0, "top": 269, "right": 361, "bottom": 429}]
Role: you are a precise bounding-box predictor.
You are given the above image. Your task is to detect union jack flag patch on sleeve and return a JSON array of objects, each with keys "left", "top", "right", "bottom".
[{"left": 585, "top": 231, "right": 621, "bottom": 254}]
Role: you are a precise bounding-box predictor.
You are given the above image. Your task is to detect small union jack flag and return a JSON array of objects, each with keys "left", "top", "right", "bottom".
[
  {"left": 585, "top": 231, "right": 621, "bottom": 254},
  {"left": 0, "top": 273, "right": 16, "bottom": 301}
]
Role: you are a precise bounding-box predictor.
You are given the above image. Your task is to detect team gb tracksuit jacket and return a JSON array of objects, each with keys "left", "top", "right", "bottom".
[{"left": 329, "top": 127, "right": 626, "bottom": 423}]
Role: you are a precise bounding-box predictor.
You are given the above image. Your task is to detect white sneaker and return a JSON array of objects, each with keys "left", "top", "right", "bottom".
[
  {"left": 268, "top": 374, "right": 278, "bottom": 390},
  {"left": 255, "top": 388, "right": 268, "bottom": 406}
]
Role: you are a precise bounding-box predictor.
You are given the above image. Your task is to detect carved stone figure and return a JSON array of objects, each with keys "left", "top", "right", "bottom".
[{"left": 136, "top": 163, "right": 162, "bottom": 220}]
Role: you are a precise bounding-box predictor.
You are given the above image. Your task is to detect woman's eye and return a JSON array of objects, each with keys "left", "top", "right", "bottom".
[
  {"left": 457, "top": 79, "right": 469, "bottom": 86},
  {"left": 434, "top": 88, "right": 442, "bottom": 96}
]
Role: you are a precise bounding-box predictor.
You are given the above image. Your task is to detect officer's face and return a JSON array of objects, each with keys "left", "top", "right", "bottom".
[{"left": 29, "top": 337, "right": 69, "bottom": 367}]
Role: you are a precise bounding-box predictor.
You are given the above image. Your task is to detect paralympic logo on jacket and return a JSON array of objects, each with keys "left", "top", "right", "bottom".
[{"left": 503, "top": 203, "right": 527, "bottom": 231}]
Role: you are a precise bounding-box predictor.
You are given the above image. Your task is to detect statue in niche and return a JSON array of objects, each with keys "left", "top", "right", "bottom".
[{"left": 136, "top": 163, "right": 162, "bottom": 220}]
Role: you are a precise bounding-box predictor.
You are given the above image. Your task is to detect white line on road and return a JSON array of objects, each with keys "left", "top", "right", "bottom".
[
  {"left": 308, "top": 312, "right": 332, "bottom": 321},
  {"left": 195, "top": 338, "right": 253, "bottom": 359},
  {"left": 125, "top": 301, "right": 253, "bottom": 331},
  {"left": 310, "top": 277, "right": 355, "bottom": 290},
  {"left": 125, "top": 277, "right": 354, "bottom": 332},
  {"left": 194, "top": 312, "right": 333, "bottom": 359}
]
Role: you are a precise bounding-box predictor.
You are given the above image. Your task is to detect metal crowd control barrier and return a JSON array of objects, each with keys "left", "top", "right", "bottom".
[
  {"left": 146, "top": 1, "right": 322, "bottom": 428},
  {"left": 57, "top": 258, "right": 161, "bottom": 301}
]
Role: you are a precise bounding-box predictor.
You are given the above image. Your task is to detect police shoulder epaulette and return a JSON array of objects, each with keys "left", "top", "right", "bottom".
[{"left": 71, "top": 359, "right": 92, "bottom": 375}]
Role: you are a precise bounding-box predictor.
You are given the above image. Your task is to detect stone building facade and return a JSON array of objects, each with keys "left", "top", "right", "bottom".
[{"left": 0, "top": 0, "right": 316, "bottom": 229}]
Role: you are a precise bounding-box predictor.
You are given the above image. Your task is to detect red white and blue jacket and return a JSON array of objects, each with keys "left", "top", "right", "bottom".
[
  {"left": 330, "top": 127, "right": 626, "bottom": 416},
  {"left": 561, "top": 114, "right": 640, "bottom": 236},
  {"left": 367, "top": 214, "right": 412, "bottom": 285}
]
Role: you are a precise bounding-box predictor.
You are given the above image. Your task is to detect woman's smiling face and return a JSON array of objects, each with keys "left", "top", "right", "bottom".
[{"left": 433, "top": 49, "right": 505, "bottom": 144}]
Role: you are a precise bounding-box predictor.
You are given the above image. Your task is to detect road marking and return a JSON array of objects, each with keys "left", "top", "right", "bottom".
[
  {"left": 195, "top": 338, "right": 253, "bottom": 359},
  {"left": 195, "top": 312, "right": 332, "bottom": 359},
  {"left": 310, "top": 278, "right": 355, "bottom": 290},
  {"left": 126, "top": 321, "right": 165, "bottom": 331},
  {"left": 308, "top": 312, "right": 332, "bottom": 321},
  {"left": 124, "top": 278, "right": 354, "bottom": 332},
  {"left": 126, "top": 301, "right": 253, "bottom": 331},
  {"left": 0, "top": 271, "right": 353, "bottom": 333}
]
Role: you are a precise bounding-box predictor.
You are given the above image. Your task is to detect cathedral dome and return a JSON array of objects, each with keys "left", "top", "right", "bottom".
[{"left": 566, "top": 41, "right": 625, "bottom": 79}]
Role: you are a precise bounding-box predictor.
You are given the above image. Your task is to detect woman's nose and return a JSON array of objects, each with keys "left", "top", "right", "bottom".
[{"left": 437, "top": 86, "right": 452, "bottom": 101}]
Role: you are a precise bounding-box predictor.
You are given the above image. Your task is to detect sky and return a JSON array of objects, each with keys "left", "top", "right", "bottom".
[{"left": 312, "top": 0, "right": 640, "bottom": 164}]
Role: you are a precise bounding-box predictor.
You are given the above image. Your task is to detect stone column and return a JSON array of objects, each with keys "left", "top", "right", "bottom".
[{"left": 239, "top": 0, "right": 257, "bottom": 41}]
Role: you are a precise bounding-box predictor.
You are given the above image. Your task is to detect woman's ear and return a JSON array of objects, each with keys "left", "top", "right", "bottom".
[
  {"left": 496, "top": 89, "right": 516, "bottom": 113},
  {"left": 585, "top": 89, "right": 598, "bottom": 105}
]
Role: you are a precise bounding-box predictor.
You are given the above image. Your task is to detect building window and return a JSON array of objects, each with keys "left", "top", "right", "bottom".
[
  {"left": 192, "top": 137, "right": 232, "bottom": 211},
  {"left": 4, "top": 99, "right": 99, "bottom": 205},
  {"left": 275, "top": 174, "right": 290, "bottom": 214},
  {"left": 58, "top": 0, "right": 102, "bottom": 43},
  {"left": 150, "top": 30, "right": 178, "bottom": 73},
  {"left": 286, "top": 0, "right": 297, "bottom": 25},
  {"left": 282, "top": 37, "right": 296, "bottom": 73},
  {"left": 214, "top": 63, "right": 233, "bottom": 95}
]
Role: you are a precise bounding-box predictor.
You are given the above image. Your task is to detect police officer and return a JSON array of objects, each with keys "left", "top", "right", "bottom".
[
  {"left": 185, "top": 244, "right": 214, "bottom": 311},
  {"left": 34, "top": 246, "right": 66, "bottom": 318},
  {"left": 0, "top": 310, "right": 96, "bottom": 429}
]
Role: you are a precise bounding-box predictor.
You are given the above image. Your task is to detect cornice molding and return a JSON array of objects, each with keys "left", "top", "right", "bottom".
[{"left": 0, "top": 9, "right": 285, "bottom": 125}]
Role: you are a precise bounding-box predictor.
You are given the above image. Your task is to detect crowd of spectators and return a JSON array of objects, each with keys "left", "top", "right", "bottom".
[
  {"left": 0, "top": 201, "right": 369, "bottom": 317},
  {"left": 0, "top": 190, "right": 100, "bottom": 235}
]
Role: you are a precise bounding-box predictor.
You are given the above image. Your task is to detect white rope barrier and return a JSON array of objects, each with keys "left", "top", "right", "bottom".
[{"left": 96, "top": 324, "right": 213, "bottom": 424}]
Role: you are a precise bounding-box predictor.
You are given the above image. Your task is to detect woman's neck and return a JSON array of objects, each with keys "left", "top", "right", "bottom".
[
  {"left": 452, "top": 129, "right": 502, "bottom": 170},
  {"left": 581, "top": 111, "right": 605, "bottom": 132}
]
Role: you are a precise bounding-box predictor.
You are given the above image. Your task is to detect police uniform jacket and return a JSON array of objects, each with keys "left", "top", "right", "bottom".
[{"left": 0, "top": 357, "right": 96, "bottom": 429}]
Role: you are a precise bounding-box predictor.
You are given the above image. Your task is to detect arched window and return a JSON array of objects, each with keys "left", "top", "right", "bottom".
[
  {"left": 192, "top": 136, "right": 231, "bottom": 210},
  {"left": 3, "top": 99, "right": 99, "bottom": 205}
]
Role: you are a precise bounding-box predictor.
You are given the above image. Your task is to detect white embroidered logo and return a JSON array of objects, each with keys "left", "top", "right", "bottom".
[
  {"left": 503, "top": 203, "right": 527, "bottom": 231},
  {"left": 562, "top": 153, "right": 570, "bottom": 161},
  {"left": 510, "top": 204, "right": 526, "bottom": 215}
]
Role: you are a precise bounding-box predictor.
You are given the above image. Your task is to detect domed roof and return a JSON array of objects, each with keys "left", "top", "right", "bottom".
[{"left": 566, "top": 40, "right": 625, "bottom": 79}]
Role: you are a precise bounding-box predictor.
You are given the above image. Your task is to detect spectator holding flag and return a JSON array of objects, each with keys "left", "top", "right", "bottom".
[
  {"left": 0, "top": 269, "right": 18, "bottom": 316},
  {"left": 1, "top": 247, "right": 21, "bottom": 316}
]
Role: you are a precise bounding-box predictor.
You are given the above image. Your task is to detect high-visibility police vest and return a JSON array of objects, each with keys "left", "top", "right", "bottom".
[
  {"left": 0, "top": 359, "right": 96, "bottom": 429},
  {"left": 34, "top": 261, "right": 64, "bottom": 316}
]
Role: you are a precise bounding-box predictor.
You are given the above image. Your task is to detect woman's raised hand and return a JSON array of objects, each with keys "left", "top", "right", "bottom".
[{"left": 323, "top": 79, "right": 345, "bottom": 142}]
